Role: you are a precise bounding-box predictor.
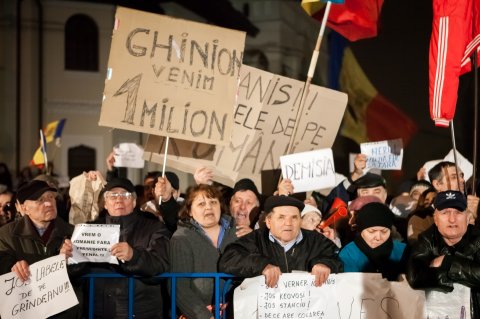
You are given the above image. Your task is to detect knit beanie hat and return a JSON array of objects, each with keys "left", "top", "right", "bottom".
[{"left": 355, "top": 202, "right": 395, "bottom": 232}]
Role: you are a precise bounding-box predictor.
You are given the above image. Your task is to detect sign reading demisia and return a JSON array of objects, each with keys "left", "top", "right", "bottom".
[
  {"left": 0, "top": 255, "right": 78, "bottom": 319},
  {"left": 144, "top": 65, "right": 348, "bottom": 190},
  {"left": 280, "top": 149, "right": 336, "bottom": 193},
  {"left": 99, "top": 7, "right": 246, "bottom": 145}
]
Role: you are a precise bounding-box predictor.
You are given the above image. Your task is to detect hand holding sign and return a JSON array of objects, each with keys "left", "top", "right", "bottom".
[
  {"left": 60, "top": 239, "right": 73, "bottom": 259},
  {"left": 11, "top": 260, "right": 30, "bottom": 282},
  {"left": 311, "top": 263, "right": 331, "bottom": 287},
  {"left": 262, "top": 264, "right": 282, "bottom": 288},
  {"left": 111, "top": 242, "right": 133, "bottom": 262}
]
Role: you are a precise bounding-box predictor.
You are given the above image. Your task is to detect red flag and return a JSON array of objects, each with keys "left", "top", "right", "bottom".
[
  {"left": 302, "top": 0, "right": 384, "bottom": 42},
  {"left": 429, "top": 0, "right": 480, "bottom": 127}
]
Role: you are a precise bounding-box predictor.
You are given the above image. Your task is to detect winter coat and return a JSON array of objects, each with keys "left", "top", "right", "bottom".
[
  {"left": 0, "top": 215, "right": 73, "bottom": 274},
  {"left": 170, "top": 215, "right": 237, "bottom": 319},
  {"left": 406, "top": 224, "right": 480, "bottom": 317},
  {"left": 339, "top": 240, "right": 407, "bottom": 278},
  {"left": 85, "top": 212, "right": 170, "bottom": 319},
  {"left": 218, "top": 227, "right": 343, "bottom": 277}
]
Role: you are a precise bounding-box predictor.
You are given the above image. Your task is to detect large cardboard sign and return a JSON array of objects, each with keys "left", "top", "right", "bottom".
[
  {"left": 234, "top": 273, "right": 470, "bottom": 319},
  {"left": 144, "top": 65, "right": 348, "bottom": 190},
  {"left": 280, "top": 149, "right": 336, "bottom": 193},
  {"left": 68, "top": 224, "right": 120, "bottom": 264},
  {"left": 0, "top": 255, "right": 78, "bottom": 319},
  {"left": 99, "top": 7, "right": 246, "bottom": 145}
]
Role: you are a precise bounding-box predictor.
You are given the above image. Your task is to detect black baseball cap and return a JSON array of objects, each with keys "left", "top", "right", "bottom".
[
  {"left": 17, "top": 180, "right": 57, "bottom": 204},
  {"left": 433, "top": 191, "right": 467, "bottom": 211},
  {"left": 104, "top": 178, "right": 135, "bottom": 193}
]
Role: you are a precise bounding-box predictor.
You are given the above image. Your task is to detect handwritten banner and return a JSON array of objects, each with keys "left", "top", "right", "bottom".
[
  {"left": 234, "top": 273, "right": 470, "bottom": 319},
  {"left": 0, "top": 255, "right": 78, "bottom": 319},
  {"left": 360, "top": 138, "right": 403, "bottom": 170},
  {"left": 144, "top": 65, "right": 348, "bottom": 191},
  {"left": 280, "top": 149, "right": 336, "bottom": 193},
  {"left": 99, "top": 7, "right": 246, "bottom": 145},
  {"left": 68, "top": 224, "right": 120, "bottom": 264}
]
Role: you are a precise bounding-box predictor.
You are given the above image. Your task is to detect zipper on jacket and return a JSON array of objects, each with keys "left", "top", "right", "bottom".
[{"left": 283, "top": 250, "right": 289, "bottom": 273}]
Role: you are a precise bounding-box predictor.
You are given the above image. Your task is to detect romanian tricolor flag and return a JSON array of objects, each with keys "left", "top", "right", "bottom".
[
  {"left": 328, "top": 33, "right": 417, "bottom": 145},
  {"left": 301, "top": 0, "right": 384, "bottom": 42},
  {"left": 31, "top": 119, "right": 66, "bottom": 165}
]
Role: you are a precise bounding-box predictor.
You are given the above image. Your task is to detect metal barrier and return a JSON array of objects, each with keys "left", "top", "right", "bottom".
[{"left": 82, "top": 272, "right": 235, "bottom": 319}]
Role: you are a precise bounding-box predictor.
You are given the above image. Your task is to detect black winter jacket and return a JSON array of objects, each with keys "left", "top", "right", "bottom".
[
  {"left": 218, "top": 227, "right": 343, "bottom": 277},
  {"left": 406, "top": 224, "right": 480, "bottom": 317},
  {"left": 83, "top": 212, "right": 170, "bottom": 319}
]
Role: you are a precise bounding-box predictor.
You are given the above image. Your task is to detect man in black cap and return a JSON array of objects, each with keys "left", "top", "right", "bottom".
[
  {"left": 0, "top": 180, "right": 81, "bottom": 317},
  {"left": 407, "top": 190, "right": 480, "bottom": 317},
  {"left": 219, "top": 195, "right": 342, "bottom": 288},
  {"left": 71, "top": 177, "right": 170, "bottom": 318},
  {"left": 0, "top": 180, "right": 73, "bottom": 280},
  {"left": 229, "top": 178, "right": 262, "bottom": 237}
]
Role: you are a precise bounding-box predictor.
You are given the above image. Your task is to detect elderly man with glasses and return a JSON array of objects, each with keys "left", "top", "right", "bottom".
[{"left": 68, "top": 177, "right": 170, "bottom": 319}]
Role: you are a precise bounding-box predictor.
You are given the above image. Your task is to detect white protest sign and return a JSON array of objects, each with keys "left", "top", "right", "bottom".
[
  {"left": 0, "top": 255, "right": 78, "bottom": 319},
  {"left": 113, "top": 143, "right": 145, "bottom": 168},
  {"left": 280, "top": 149, "right": 335, "bottom": 193},
  {"left": 68, "top": 224, "right": 120, "bottom": 264},
  {"left": 99, "top": 7, "right": 246, "bottom": 145},
  {"left": 235, "top": 273, "right": 470, "bottom": 319},
  {"left": 425, "top": 284, "right": 470, "bottom": 319},
  {"left": 145, "top": 65, "right": 348, "bottom": 191},
  {"left": 360, "top": 138, "right": 403, "bottom": 170}
]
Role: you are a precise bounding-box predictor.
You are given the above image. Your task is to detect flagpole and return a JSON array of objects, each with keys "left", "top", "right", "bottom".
[
  {"left": 40, "top": 129, "right": 49, "bottom": 174},
  {"left": 472, "top": 51, "right": 478, "bottom": 195},
  {"left": 450, "top": 122, "right": 461, "bottom": 191},
  {"left": 287, "top": 1, "right": 332, "bottom": 155},
  {"left": 158, "top": 136, "right": 169, "bottom": 205}
]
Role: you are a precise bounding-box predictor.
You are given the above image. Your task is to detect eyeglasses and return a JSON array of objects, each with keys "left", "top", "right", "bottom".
[{"left": 104, "top": 192, "right": 134, "bottom": 200}]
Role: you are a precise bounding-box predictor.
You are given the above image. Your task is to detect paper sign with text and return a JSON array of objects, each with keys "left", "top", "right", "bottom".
[
  {"left": 0, "top": 255, "right": 78, "bottom": 319},
  {"left": 144, "top": 65, "right": 348, "bottom": 191},
  {"left": 113, "top": 143, "right": 145, "bottom": 168},
  {"left": 280, "top": 149, "right": 336, "bottom": 193},
  {"left": 99, "top": 7, "right": 246, "bottom": 145},
  {"left": 235, "top": 273, "right": 469, "bottom": 319},
  {"left": 68, "top": 224, "right": 120, "bottom": 264},
  {"left": 360, "top": 138, "right": 403, "bottom": 170}
]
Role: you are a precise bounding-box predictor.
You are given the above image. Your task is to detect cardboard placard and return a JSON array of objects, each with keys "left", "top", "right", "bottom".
[
  {"left": 99, "top": 7, "right": 246, "bottom": 145},
  {"left": 144, "top": 65, "right": 348, "bottom": 190}
]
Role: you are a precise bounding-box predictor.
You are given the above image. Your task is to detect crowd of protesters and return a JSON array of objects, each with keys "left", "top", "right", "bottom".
[{"left": 1, "top": 150, "right": 480, "bottom": 318}]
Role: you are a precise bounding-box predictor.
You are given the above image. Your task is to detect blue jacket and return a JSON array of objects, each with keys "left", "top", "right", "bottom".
[{"left": 339, "top": 240, "right": 406, "bottom": 274}]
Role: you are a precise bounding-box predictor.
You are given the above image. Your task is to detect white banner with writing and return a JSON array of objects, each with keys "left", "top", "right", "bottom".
[
  {"left": 234, "top": 273, "right": 470, "bottom": 319},
  {"left": 69, "top": 224, "right": 120, "bottom": 264},
  {"left": 0, "top": 255, "right": 78, "bottom": 319},
  {"left": 360, "top": 138, "right": 403, "bottom": 170},
  {"left": 280, "top": 149, "right": 336, "bottom": 193}
]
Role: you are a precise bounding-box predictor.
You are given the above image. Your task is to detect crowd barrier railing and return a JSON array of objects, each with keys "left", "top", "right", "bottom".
[{"left": 82, "top": 272, "right": 235, "bottom": 319}]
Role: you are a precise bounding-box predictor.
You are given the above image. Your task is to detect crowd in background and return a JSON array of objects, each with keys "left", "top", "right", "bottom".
[{"left": 1, "top": 151, "right": 480, "bottom": 318}]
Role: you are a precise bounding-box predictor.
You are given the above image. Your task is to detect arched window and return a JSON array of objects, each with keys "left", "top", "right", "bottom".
[{"left": 65, "top": 14, "right": 98, "bottom": 71}]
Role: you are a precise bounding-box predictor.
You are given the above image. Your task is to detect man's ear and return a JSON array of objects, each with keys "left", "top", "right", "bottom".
[{"left": 431, "top": 179, "right": 441, "bottom": 190}]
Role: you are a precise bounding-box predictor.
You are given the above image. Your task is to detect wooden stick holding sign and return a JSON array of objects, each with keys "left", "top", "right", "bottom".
[
  {"left": 277, "top": 2, "right": 333, "bottom": 186},
  {"left": 159, "top": 136, "right": 170, "bottom": 205}
]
